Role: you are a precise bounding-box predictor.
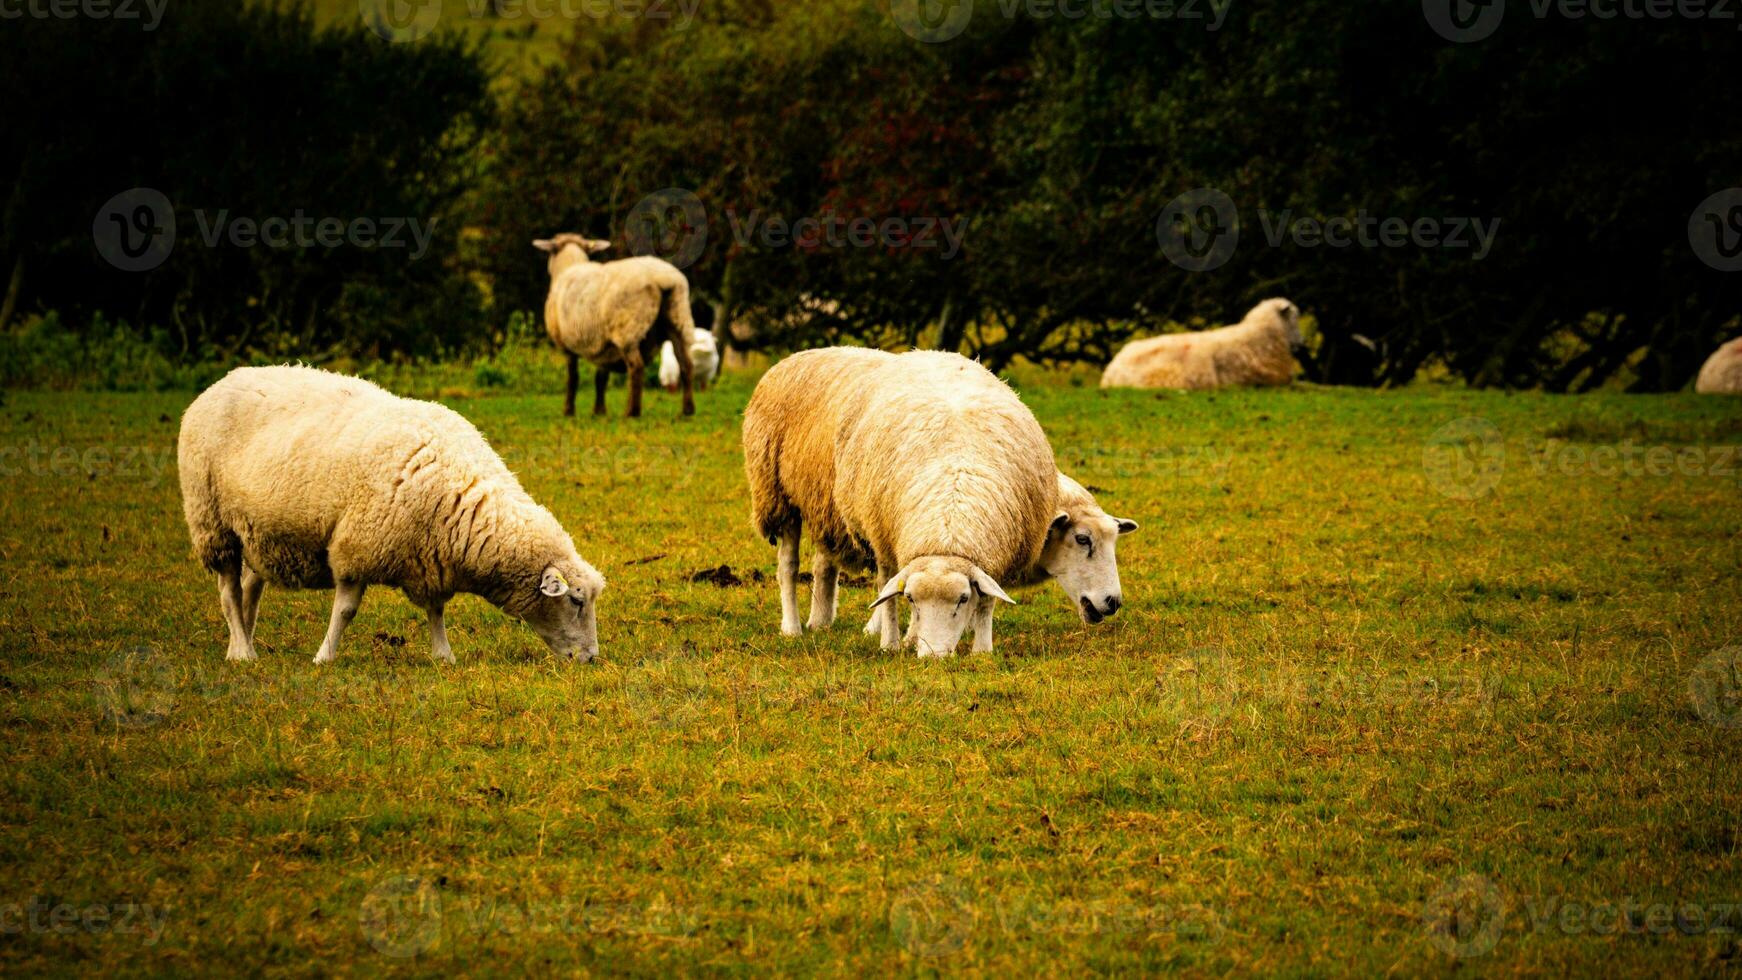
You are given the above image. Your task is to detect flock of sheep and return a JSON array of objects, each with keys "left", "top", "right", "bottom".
[{"left": 174, "top": 235, "right": 1741, "bottom": 665}]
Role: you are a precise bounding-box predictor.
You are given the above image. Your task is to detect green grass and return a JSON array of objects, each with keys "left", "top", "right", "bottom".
[{"left": 1, "top": 371, "right": 1740, "bottom": 975}]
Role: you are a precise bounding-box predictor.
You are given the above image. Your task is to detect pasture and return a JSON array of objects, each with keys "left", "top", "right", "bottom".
[{"left": 1, "top": 372, "right": 1739, "bottom": 975}]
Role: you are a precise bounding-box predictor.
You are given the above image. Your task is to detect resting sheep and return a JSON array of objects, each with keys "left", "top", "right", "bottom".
[
  {"left": 1695, "top": 337, "right": 1742, "bottom": 394},
  {"left": 1101, "top": 298, "right": 1305, "bottom": 390},
  {"left": 661, "top": 328, "right": 720, "bottom": 393},
  {"left": 534, "top": 234, "right": 698, "bottom": 418},
  {"left": 744, "top": 348, "right": 1057, "bottom": 656},
  {"left": 178, "top": 366, "right": 606, "bottom": 665}
]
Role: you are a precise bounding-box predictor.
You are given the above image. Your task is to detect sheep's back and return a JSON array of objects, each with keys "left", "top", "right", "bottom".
[{"left": 835, "top": 352, "right": 1055, "bottom": 581}]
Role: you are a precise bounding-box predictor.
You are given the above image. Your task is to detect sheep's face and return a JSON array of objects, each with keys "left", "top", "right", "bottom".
[
  {"left": 1257, "top": 297, "right": 1305, "bottom": 350},
  {"left": 1040, "top": 509, "right": 1139, "bottom": 624},
  {"left": 522, "top": 563, "right": 605, "bottom": 663},
  {"left": 871, "top": 556, "right": 1014, "bottom": 657}
]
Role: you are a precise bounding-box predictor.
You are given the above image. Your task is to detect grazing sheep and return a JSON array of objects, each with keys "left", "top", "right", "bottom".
[
  {"left": 1101, "top": 298, "right": 1305, "bottom": 390},
  {"left": 744, "top": 348, "right": 1057, "bottom": 657},
  {"left": 661, "top": 328, "right": 720, "bottom": 393},
  {"left": 1695, "top": 337, "right": 1742, "bottom": 394},
  {"left": 178, "top": 366, "right": 606, "bottom": 665},
  {"left": 534, "top": 234, "right": 697, "bottom": 418},
  {"left": 859, "top": 471, "right": 1140, "bottom": 634}
]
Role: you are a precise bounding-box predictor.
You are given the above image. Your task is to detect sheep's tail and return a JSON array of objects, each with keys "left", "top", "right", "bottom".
[
  {"left": 742, "top": 386, "right": 797, "bottom": 544},
  {"left": 660, "top": 278, "right": 698, "bottom": 349}
]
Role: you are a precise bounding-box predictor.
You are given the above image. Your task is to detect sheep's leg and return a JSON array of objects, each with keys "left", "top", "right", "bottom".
[
  {"left": 312, "top": 581, "right": 365, "bottom": 665},
  {"left": 807, "top": 550, "right": 839, "bottom": 630},
  {"left": 564, "top": 354, "right": 579, "bottom": 418},
  {"left": 778, "top": 522, "right": 804, "bottom": 637},
  {"left": 240, "top": 564, "right": 266, "bottom": 644},
  {"left": 624, "top": 350, "right": 646, "bottom": 418},
  {"left": 427, "top": 601, "right": 455, "bottom": 665},
  {"left": 218, "top": 564, "right": 257, "bottom": 662},
  {"left": 593, "top": 367, "right": 610, "bottom": 417},
  {"left": 971, "top": 597, "right": 996, "bottom": 654}
]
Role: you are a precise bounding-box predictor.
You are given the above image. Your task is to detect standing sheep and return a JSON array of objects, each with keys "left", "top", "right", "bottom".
[
  {"left": 1101, "top": 298, "right": 1305, "bottom": 390},
  {"left": 744, "top": 348, "right": 1057, "bottom": 657},
  {"left": 178, "top": 366, "right": 606, "bottom": 665},
  {"left": 660, "top": 328, "right": 720, "bottom": 393},
  {"left": 534, "top": 234, "right": 698, "bottom": 419},
  {"left": 1695, "top": 337, "right": 1742, "bottom": 394}
]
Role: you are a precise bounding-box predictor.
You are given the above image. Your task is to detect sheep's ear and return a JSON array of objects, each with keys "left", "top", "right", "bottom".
[
  {"left": 586, "top": 239, "right": 613, "bottom": 254},
  {"left": 970, "top": 567, "right": 1016, "bottom": 606},
  {"left": 869, "top": 575, "right": 906, "bottom": 610},
  {"left": 532, "top": 239, "right": 556, "bottom": 253},
  {"left": 1048, "top": 512, "right": 1071, "bottom": 539},
  {"left": 1114, "top": 518, "right": 1139, "bottom": 536},
  {"left": 540, "top": 567, "right": 571, "bottom": 598}
]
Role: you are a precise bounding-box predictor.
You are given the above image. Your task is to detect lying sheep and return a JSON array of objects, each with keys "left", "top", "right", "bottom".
[
  {"left": 534, "top": 234, "right": 698, "bottom": 418},
  {"left": 178, "top": 366, "right": 606, "bottom": 665},
  {"left": 1101, "top": 298, "right": 1305, "bottom": 390},
  {"left": 1696, "top": 337, "right": 1742, "bottom": 394},
  {"left": 661, "top": 328, "right": 720, "bottom": 393},
  {"left": 744, "top": 348, "right": 1057, "bottom": 656}
]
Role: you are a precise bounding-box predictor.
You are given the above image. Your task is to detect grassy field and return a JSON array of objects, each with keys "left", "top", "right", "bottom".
[{"left": 1, "top": 368, "right": 1740, "bottom": 976}]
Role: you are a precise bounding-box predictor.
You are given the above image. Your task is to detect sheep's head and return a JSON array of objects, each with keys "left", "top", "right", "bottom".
[
  {"left": 519, "top": 560, "right": 606, "bottom": 663},
  {"left": 1254, "top": 297, "right": 1305, "bottom": 350},
  {"left": 1040, "top": 476, "right": 1138, "bottom": 624},
  {"left": 532, "top": 234, "right": 611, "bottom": 277},
  {"left": 870, "top": 556, "right": 1014, "bottom": 657}
]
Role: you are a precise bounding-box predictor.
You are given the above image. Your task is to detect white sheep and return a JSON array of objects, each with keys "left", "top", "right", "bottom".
[
  {"left": 1696, "top": 337, "right": 1742, "bottom": 394},
  {"left": 533, "top": 234, "right": 698, "bottom": 418},
  {"left": 744, "top": 348, "right": 1057, "bottom": 656},
  {"left": 1101, "top": 298, "right": 1305, "bottom": 390},
  {"left": 178, "top": 366, "right": 606, "bottom": 665},
  {"left": 858, "top": 470, "right": 1139, "bottom": 635},
  {"left": 660, "top": 328, "right": 720, "bottom": 393}
]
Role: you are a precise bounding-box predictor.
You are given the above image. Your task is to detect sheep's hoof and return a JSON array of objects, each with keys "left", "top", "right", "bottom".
[
  {"left": 781, "top": 622, "right": 804, "bottom": 638},
  {"left": 225, "top": 645, "right": 257, "bottom": 663}
]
